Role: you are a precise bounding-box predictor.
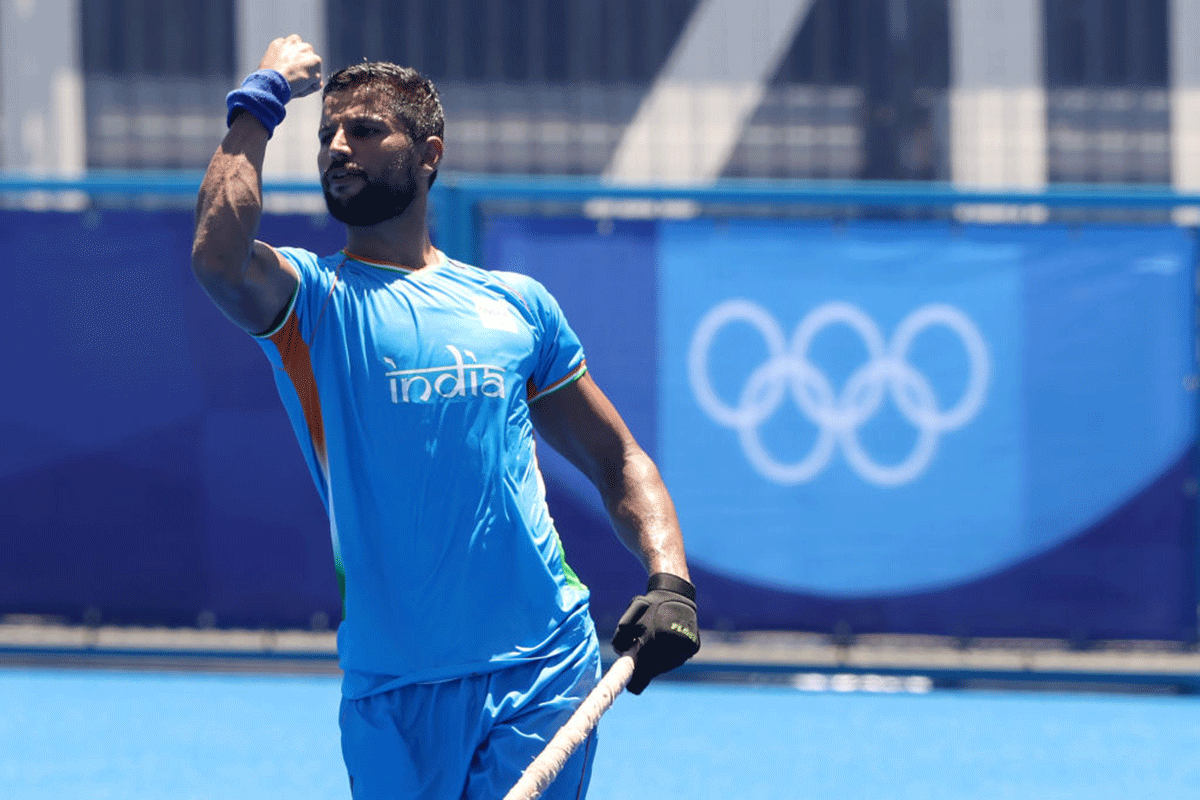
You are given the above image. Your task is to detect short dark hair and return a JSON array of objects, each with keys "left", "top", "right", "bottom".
[{"left": 324, "top": 62, "right": 444, "bottom": 187}]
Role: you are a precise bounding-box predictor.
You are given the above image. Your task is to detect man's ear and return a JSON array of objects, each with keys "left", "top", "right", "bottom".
[{"left": 419, "top": 136, "right": 444, "bottom": 177}]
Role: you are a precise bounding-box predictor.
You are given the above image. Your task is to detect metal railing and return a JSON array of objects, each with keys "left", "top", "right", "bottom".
[{"left": 5, "top": 170, "right": 1200, "bottom": 261}]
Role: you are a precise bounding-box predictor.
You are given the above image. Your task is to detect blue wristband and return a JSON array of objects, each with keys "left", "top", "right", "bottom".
[{"left": 226, "top": 70, "right": 291, "bottom": 137}]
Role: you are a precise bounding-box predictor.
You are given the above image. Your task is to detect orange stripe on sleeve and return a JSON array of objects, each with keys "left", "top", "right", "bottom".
[
  {"left": 528, "top": 360, "right": 588, "bottom": 402},
  {"left": 269, "top": 315, "right": 329, "bottom": 472}
]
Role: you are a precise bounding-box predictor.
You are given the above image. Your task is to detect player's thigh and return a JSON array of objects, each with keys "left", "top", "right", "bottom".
[
  {"left": 339, "top": 683, "right": 480, "bottom": 800},
  {"left": 464, "top": 637, "right": 602, "bottom": 800},
  {"left": 469, "top": 721, "right": 598, "bottom": 800}
]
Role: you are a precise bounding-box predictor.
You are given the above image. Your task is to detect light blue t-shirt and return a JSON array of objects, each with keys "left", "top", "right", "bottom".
[{"left": 253, "top": 248, "right": 592, "bottom": 697}]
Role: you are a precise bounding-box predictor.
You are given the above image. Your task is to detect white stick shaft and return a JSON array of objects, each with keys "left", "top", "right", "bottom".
[{"left": 503, "top": 654, "right": 636, "bottom": 800}]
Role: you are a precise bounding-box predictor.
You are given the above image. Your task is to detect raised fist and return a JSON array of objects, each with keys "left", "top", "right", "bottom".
[{"left": 259, "top": 34, "right": 322, "bottom": 99}]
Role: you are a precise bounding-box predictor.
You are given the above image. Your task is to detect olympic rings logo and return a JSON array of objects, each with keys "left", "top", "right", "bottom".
[{"left": 687, "top": 300, "right": 990, "bottom": 486}]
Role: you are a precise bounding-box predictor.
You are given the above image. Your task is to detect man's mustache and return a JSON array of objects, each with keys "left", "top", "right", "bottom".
[{"left": 323, "top": 163, "right": 368, "bottom": 183}]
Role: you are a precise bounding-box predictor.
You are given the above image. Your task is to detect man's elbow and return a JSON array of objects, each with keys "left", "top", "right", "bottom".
[
  {"left": 190, "top": 239, "right": 248, "bottom": 291},
  {"left": 191, "top": 250, "right": 224, "bottom": 293}
]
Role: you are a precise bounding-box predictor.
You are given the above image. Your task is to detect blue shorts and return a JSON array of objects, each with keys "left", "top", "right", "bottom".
[{"left": 339, "top": 628, "right": 602, "bottom": 800}]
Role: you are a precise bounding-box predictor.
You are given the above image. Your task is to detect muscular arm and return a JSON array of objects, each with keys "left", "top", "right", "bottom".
[
  {"left": 192, "top": 115, "right": 297, "bottom": 334},
  {"left": 191, "top": 34, "right": 321, "bottom": 334},
  {"left": 531, "top": 372, "right": 690, "bottom": 581}
]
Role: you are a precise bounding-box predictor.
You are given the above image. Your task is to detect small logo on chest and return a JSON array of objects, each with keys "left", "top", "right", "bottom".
[
  {"left": 475, "top": 297, "right": 520, "bottom": 333},
  {"left": 384, "top": 345, "right": 507, "bottom": 403}
]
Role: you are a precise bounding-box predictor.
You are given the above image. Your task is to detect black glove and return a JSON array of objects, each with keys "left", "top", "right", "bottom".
[{"left": 611, "top": 573, "right": 701, "bottom": 694}]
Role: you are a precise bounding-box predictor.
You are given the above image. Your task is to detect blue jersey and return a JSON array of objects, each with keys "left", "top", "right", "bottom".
[{"left": 253, "top": 248, "right": 592, "bottom": 696}]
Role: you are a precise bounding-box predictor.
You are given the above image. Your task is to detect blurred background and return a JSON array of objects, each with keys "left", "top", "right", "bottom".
[
  {"left": 4, "top": 0, "right": 1187, "bottom": 183},
  {"left": 2, "top": 0, "right": 1199, "bottom": 664}
]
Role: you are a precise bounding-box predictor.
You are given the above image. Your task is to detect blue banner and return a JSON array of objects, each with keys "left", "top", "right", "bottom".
[{"left": 661, "top": 220, "right": 1195, "bottom": 597}]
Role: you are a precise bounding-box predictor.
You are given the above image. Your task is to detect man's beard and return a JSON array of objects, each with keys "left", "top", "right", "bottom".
[{"left": 323, "top": 168, "right": 416, "bottom": 227}]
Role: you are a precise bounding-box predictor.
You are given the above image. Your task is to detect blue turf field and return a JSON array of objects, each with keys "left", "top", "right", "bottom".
[{"left": 3, "top": 668, "right": 1199, "bottom": 799}]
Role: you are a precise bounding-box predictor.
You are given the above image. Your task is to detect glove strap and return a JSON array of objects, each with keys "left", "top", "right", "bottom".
[
  {"left": 647, "top": 572, "right": 696, "bottom": 600},
  {"left": 226, "top": 70, "right": 291, "bottom": 137}
]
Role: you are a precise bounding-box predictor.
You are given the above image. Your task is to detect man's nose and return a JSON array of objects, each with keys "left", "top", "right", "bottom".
[{"left": 327, "top": 126, "right": 351, "bottom": 157}]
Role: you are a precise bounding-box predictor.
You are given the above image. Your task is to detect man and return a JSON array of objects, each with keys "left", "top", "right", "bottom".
[{"left": 192, "top": 35, "right": 700, "bottom": 799}]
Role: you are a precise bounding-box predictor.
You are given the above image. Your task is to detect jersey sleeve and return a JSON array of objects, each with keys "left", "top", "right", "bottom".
[
  {"left": 252, "top": 246, "right": 331, "bottom": 341},
  {"left": 494, "top": 271, "right": 588, "bottom": 401},
  {"left": 248, "top": 245, "right": 335, "bottom": 505}
]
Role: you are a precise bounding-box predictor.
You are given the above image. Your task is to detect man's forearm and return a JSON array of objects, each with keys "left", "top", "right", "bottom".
[
  {"left": 602, "top": 450, "right": 691, "bottom": 581},
  {"left": 606, "top": 452, "right": 700, "bottom": 694},
  {"left": 191, "top": 113, "right": 271, "bottom": 285}
]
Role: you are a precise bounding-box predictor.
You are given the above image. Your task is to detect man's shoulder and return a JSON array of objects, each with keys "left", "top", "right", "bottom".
[
  {"left": 436, "top": 260, "right": 540, "bottom": 308},
  {"left": 479, "top": 267, "right": 554, "bottom": 308}
]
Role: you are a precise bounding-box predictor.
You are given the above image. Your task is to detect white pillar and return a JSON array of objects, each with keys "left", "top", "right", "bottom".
[
  {"left": 0, "top": 0, "right": 85, "bottom": 175},
  {"left": 949, "top": 0, "right": 1046, "bottom": 188},
  {"left": 1171, "top": 0, "right": 1200, "bottom": 191},
  {"left": 603, "top": 0, "right": 815, "bottom": 185},
  {"left": 237, "top": 0, "right": 326, "bottom": 182}
]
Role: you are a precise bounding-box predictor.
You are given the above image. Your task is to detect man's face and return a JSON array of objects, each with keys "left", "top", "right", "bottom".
[{"left": 318, "top": 88, "right": 418, "bottom": 226}]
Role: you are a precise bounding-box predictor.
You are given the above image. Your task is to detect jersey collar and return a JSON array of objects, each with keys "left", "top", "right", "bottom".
[{"left": 341, "top": 249, "right": 449, "bottom": 274}]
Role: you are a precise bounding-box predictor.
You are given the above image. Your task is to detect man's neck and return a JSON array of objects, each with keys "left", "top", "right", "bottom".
[{"left": 343, "top": 198, "right": 440, "bottom": 269}]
